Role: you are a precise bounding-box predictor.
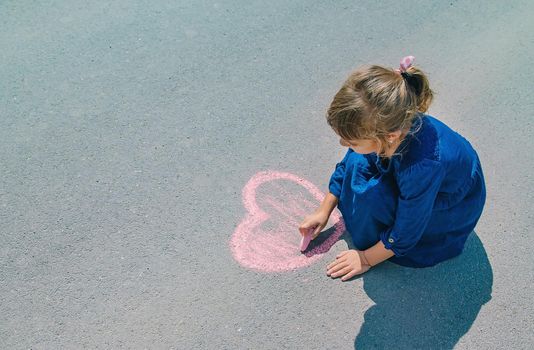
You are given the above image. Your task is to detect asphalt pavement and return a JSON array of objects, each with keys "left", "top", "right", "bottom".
[{"left": 1, "top": 0, "right": 533, "bottom": 349}]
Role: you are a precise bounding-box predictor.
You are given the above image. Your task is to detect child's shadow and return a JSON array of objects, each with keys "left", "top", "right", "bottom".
[{"left": 345, "top": 232, "right": 493, "bottom": 349}]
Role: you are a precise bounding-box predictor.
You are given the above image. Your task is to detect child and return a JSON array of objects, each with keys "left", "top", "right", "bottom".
[{"left": 298, "top": 56, "right": 487, "bottom": 281}]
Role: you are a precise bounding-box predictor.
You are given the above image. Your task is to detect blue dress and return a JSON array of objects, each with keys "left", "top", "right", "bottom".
[{"left": 329, "top": 114, "right": 487, "bottom": 268}]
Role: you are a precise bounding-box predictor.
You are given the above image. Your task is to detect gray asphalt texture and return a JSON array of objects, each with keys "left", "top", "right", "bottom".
[{"left": 1, "top": 0, "right": 533, "bottom": 349}]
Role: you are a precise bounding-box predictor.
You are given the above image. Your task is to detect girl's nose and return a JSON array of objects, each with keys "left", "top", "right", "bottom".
[{"left": 339, "top": 138, "right": 349, "bottom": 147}]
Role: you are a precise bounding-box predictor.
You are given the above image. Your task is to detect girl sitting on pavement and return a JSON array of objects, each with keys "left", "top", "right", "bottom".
[{"left": 299, "top": 56, "right": 487, "bottom": 281}]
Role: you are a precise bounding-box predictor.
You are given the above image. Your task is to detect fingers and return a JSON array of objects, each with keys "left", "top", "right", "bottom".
[
  {"left": 298, "top": 218, "right": 316, "bottom": 236},
  {"left": 330, "top": 265, "right": 352, "bottom": 278},
  {"left": 326, "top": 250, "right": 371, "bottom": 281},
  {"left": 298, "top": 222, "right": 310, "bottom": 236},
  {"left": 311, "top": 225, "right": 321, "bottom": 239},
  {"left": 326, "top": 256, "right": 347, "bottom": 269},
  {"left": 336, "top": 250, "right": 349, "bottom": 259},
  {"left": 341, "top": 270, "right": 359, "bottom": 282},
  {"left": 326, "top": 259, "right": 347, "bottom": 276}
]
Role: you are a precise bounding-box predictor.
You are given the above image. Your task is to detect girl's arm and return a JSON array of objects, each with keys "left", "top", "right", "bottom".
[
  {"left": 317, "top": 191, "right": 339, "bottom": 216},
  {"left": 363, "top": 240, "right": 395, "bottom": 266}
]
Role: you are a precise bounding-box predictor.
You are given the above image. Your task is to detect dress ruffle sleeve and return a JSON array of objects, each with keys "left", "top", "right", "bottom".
[
  {"left": 380, "top": 159, "right": 446, "bottom": 256},
  {"left": 328, "top": 149, "right": 353, "bottom": 199}
]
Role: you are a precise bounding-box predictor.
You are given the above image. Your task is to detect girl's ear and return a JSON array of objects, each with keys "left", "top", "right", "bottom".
[
  {"left": 387, "top": 130, "right": 402, "bottom": 141},
  {"left": 339, "top": 138, "right": 350, "bottom": 147}
]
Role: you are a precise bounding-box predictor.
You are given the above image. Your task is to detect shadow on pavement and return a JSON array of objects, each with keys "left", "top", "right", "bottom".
[{"left": 353, "top": 232, "right": 493, "bottom": 349}]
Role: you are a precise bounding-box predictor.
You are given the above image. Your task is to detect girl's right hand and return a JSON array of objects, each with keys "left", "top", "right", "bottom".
[{"left": 298, "top": 209, "right": 330, "bottom": 240}]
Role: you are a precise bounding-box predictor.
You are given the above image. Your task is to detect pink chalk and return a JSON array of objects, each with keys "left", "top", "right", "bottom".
[
  {"left": 299, "top": 226, "right": 316, "bottom": 252},
  {"left": 300, "top": 232, "right": 312, "bottom": 252}
]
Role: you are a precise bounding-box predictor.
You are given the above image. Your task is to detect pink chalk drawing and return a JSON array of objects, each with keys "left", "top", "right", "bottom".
[{"left": 229, "top": 170, "right": 346, "bottom": 273}]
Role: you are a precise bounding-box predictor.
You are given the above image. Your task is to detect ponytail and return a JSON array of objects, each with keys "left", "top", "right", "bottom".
[{"left": 403, "top": 66, "right": 434, "bottom": 113}]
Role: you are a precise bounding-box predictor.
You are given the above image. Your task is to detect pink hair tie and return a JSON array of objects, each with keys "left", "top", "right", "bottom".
[
  {"left": 395, "top": 55, "right": 422, "bottom": 95},
  {"left": 395, "top": 55, "right": 415, "bottom": 74},
  {"left": 400, "top": 55, "right": 415, "bottom": 72}
]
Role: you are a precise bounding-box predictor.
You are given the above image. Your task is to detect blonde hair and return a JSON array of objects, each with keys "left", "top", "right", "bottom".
[{"left": 326, "top": 63, "right": 434, "bottom": 158}]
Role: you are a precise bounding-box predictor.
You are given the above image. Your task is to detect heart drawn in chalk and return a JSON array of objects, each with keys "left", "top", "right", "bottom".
[{"left": 229, "top": 170, "right": 346, "bottom": 273}]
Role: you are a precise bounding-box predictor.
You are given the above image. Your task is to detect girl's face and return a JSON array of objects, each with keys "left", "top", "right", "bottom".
[{"left": 339, "top": 137, "right": 379, "bottom": 154}]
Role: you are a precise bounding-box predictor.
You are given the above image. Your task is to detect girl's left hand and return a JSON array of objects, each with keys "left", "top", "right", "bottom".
[{"left": 326, "top": 250, "right": 371, "bottom": 281}]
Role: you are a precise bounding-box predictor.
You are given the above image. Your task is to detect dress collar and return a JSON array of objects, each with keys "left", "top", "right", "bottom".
[{"left": 373, "top": 114, "right": 425, "bottom": 173}]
